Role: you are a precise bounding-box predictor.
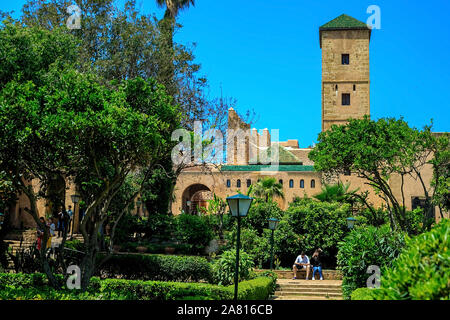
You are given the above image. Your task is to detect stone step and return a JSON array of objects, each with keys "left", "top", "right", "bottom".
[
  {"left": 277, "top": 282, "right": 342, "bottom": 288},
  {"left": 276, "top": 288, "right": 342, "bottom": 294},
  {"left": 275, "top": 291, "right": 343, "bottom": 298},
  {"left": 272, "top": 295, "right": 342, "bottom": 301}
]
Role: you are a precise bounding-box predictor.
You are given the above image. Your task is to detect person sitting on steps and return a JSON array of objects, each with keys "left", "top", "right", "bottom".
[
  {"left": 292, "top": 251, "right": 311, "bottom": 280},
  {"left": 310, "top": 248, "right": 324, "bottom": 280}
]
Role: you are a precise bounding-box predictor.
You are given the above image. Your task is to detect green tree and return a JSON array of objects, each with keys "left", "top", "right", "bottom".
[
  {"left": 250, "top": 177, "right": 284, "bottom": 203},
  {"left": 309, "top": 116, "right": 437, "bottom": 233}
]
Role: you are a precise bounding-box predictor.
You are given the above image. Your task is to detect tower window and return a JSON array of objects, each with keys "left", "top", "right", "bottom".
[
  {"left": 247, "top": 179, "right": 251, "bottom": 187},
  {"left": 237, "top": 179, "right": 241, "bottom": 188},
  {"left": 300, "top": 180, "right": 304, "bottom": 189},
  {"left": 226, "top": 179, "right": 231, "bottom": 188},
  {"left": 353, "top": 84, "right": 356, "bottom": 91},
  {"left": 289, "top": 179, "right": 294, "bottom": 188},
  {"left": 279, "top": 179, "right": 283, "bottom": 186},
  {"left": 342, "top": 93, "right": 351, "bottom": 106},
  {"left": 311, "top": 179, "right": 316, "bottom": 188},
  {"left": 342, "top": 54, "right": 350, "bottom": 65}
]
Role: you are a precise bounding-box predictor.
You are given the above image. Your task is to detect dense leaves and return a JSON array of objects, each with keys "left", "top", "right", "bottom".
[{"left": 337, "top": 224, "right": 406, "bottom": 299}]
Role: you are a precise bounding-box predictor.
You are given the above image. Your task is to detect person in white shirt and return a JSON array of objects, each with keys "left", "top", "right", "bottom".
[{"left": 292, "top": 252, "right": 311, "bottom": 280}]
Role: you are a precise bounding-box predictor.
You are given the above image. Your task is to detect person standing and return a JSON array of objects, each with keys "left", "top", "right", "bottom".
[
  {"left": 36, "top": 217, "right": 46, "bottom": 251},
  {"left": 310, "top": 249, "right": 324, "bottom": 280},
  {"left": 47, "top": 217, "right": 56, "bottom": 252},
  {"left": 66, "top": 205, "right": 73, "bottom": 234},
  {"left": 57, "top": 209, "right": 65, "bottom": 237}
]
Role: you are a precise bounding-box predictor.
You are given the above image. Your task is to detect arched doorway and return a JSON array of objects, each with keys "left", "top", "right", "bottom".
[{"left": 181, "top": 184, "right": 213, "bottom": 215}]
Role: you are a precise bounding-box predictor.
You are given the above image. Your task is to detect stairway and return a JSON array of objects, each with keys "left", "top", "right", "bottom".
[{"left": 273, "top": 279, "right": 343, "bottom": 300}]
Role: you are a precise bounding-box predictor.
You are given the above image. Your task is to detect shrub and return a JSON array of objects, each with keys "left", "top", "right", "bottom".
[
  {"left": 337, "top": 224, "right": 406, "bottom": 299},
  {"left": 350, "top": 287, "right": 378, "bottom": 300},
  {"left": 212, "top": 249, "right": 254, "bottom": 285},
  {"left": 285, "top": 198, "right": 351, "bottom": 268},
  {"left": 0, "top": 273, "right": 275, "bottom": 300},
  {"left": 142, "top": 214, "right": 175, "bottom": 241},
  {"left": 97, "top": 254, "right": 212, "bottom": 283},
  {"left": 243, "top": 200, "right": 283, "bottom": 235},
  {"left": 374, "top": 219, "right": 450, "bottom": 300},
  {"left": 175, "top": 214, "right": 214, "bottom": 254},
  {"left": 224, "top": 228, "right": 270, "bottom": 268}
]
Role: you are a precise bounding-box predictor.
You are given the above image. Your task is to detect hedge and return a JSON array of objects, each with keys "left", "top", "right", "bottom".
[
  {"left": 350, "top": 288, "right": 379, "bottom": 300},
  {"left": 0, "top": 273, "right": 276, "bottom": 300},
  {"left": 374, "top": 219, "right": 450, "bottom": 300},
  {"left": 97, "top": 254, "right": 212, "bottom": 283}
]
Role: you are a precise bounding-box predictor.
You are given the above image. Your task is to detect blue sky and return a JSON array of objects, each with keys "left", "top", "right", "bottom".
[{"left": 2, "top": 0, "right": 449, "bottom": 147}]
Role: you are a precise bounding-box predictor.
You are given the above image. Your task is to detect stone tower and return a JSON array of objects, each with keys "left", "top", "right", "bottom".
[{"left": 320, "top": 14, "right": 371, "bottom": 131}]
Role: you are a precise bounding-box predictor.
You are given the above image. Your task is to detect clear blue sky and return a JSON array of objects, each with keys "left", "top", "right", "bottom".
[{"left": 2, "top": 0, "right": 449, "bottom": 147}]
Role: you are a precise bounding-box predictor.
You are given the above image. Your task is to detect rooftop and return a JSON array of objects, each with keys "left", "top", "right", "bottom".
[{"left": 319, "top": 14, "right": 371, "bottom": 48}]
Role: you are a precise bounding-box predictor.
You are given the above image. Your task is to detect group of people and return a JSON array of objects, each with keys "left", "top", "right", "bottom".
[
  {"left": 36, "top": 206, "right": 73, "bottom": 251},
  {"left": 293, "top": 249, "right": 324, "bottom": 280}
]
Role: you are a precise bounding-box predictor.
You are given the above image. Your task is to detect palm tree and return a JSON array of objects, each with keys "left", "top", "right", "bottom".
[
  {"left": 313, "top": 182, "right": 358, "bottom": 203},
  {"left": 250, "top": 177, "right": 284, "bottom": 203},
  {"left": 156, "top": 0, "right": 195, "bottom": 20},
  {"left": 155, "top": 0, "right": 195, "bottom": 96}
]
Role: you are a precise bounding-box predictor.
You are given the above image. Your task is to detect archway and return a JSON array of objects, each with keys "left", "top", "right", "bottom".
[{"left": 181, "top": 184, "right": 213, "bottom": 214}]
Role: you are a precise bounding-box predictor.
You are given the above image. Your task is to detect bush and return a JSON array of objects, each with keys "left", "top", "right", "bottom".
[
  {"left": 224, "top": 228, "right": 270, "bottom": 268},
  {"left": 337, "top": 224, "right": 406, "bottom": 299},
  {"left": 212, "top": 249, "right": 254, "bottom": 285},
  {"left": 175, "top": 214, "right": 214, "bottom": 254},
  {"left": 97, "top": 254, "right": 212, "bottom": 283},
  {"left": 243, "top": 200, "right": 283, "bottom": 235},
  {"left": 374, "top": 219, "right": 450, "bottom": 300},
  {"left": 0, "top": 273, "right": 275, "bottom": 300},
  {"left": 285, "top": 198, "right": 351, "bottom": 268},
  {"left": 350, "top": 287, "right": 378, "bottom": 300}
]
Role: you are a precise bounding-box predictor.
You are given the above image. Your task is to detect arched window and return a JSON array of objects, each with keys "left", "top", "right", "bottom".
[
  {"left": 247, "top": 179, "right": 251, "bottom": 187},
  {"left": 311, "top": 179, "right": 316, "bottom": 188},
  {"left": 226, "top": 179, "right": 231, "bottom": 188},
  {"left": 289, "top": 179, "right": 294, "bottom": 188},
  {"left": 237, "top": 179, "right": 241, "bottom": 188},
  {"left": 300, "top": 180, "right": 304, "bottom": 188},
  {"left": 279, "top": 179, "right": 283, "bottom": 186}
]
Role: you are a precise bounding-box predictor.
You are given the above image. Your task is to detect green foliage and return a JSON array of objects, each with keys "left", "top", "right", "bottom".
[
  {"left": 174, "top": 214, "right": 214, "bottom": 254},
  {"left": 143, "top": 214, "right": 176, "bottom": 241},
  {"left": 313, "top": 182, "right": 358, "bottom": 203},
  {"left": 250, "top": 177, "right": 284, "bottom": 202},
  {"left": 243, "top": 200, "right": 283, "bottom": 235},
  {"left": 224, "top": 228, "right": 270, "bottom": 268},
  {"left": 0, "top": 273, "right": 275, "bottom": 300},
  {"left": 309, "top": 116, "right": 438, "bottom": 233},
  {"left": 285, "top": 198, "right": 351, "bottom": 268},
  {"left": 212, "top": 249, "right": 254, "bottom": 286},
  {"left": 337, "top": 224, "right": 406, "bottom": 299},
  {"left": 97, "top": 254, "right": 212, "bottom": 283},
  {"left": 374, "top": 219, "right": 450, "bottom": 300},
  {"left": 350, "top": 288, "right": 378, "bottom": 300}
]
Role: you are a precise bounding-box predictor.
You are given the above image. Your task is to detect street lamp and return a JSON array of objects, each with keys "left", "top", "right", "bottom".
[
  {"left": 268, "top": 218, "right": 280, "bottom": 270},
  {"left": 346, "top": 217, "right": 357, "bottom": 230},
  {"left": 226, "top": 194, "right": 253, "bottom": 300},
  {"left": 71, "top": 194, "right": 81, "bottom": 238}
]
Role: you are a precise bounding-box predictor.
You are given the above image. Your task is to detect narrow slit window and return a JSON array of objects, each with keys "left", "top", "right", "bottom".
[
  {"left": 247, "top": 179, "right": 251, "bottom": 188},
  {"left": 237, "top": 179, "right": 241, "bottom": 188},
  {"left": 226, "top": 179, "right": 231, "bottom": 188}
]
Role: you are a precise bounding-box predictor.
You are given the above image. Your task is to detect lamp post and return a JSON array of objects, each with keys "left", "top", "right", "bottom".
[
  {"left": 268, "top": 218, "right": 280, "bottom": 270},
  {"left": 71, "top": 194, "right": 81, "bottom": 238},
  {"left": 226, "top": 194, "right": 253, "bottom": 300},
  {"left": 346, "top": 217, "right": 357, "bottom": 230}
]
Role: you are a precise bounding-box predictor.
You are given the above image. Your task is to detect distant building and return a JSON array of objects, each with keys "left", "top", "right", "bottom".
[{"left": 172, "top": 14, "right": 448, "bottom": 222}]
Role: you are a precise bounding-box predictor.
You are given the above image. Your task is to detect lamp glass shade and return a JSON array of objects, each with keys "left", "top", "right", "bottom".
[
  {"left": 0, "top": 213, "right": 4, "bottom": 224},
  {"left": 268, "top": 218, "right": 279, "bottom": 230},
  {"left": 71, "top": 194, "right": 81, "bottom": 204},
  {"left": 136, "top": 200, "right": 142, "bottom": 207},
  {"left": 346, "top": 217, "right": 357, "bottom": 229},
  {"left": 226, "top": 194, "right": 253, "bottom": 217}
]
